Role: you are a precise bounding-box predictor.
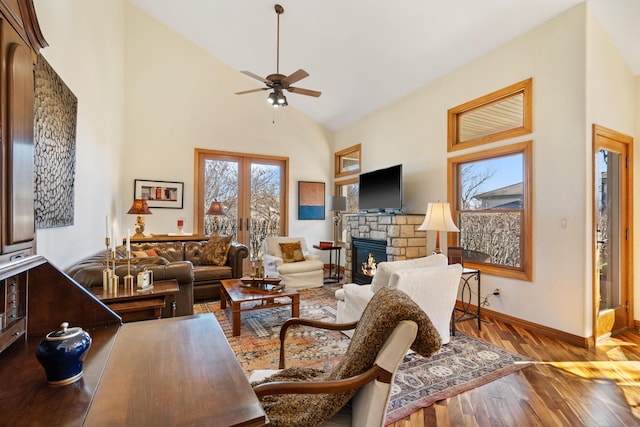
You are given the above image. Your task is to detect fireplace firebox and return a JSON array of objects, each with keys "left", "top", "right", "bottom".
[{"left": 351, "top": 237, "right": 387, "bottom": 284}]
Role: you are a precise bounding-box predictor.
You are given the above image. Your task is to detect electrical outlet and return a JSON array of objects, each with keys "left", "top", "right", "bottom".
[{"left": 493, "top": 288, "right": 501, "bottom": 296}]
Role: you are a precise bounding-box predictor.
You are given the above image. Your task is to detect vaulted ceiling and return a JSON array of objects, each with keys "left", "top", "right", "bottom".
[{"left": 129, "top": 0, "right": 640, "bottom": 131}]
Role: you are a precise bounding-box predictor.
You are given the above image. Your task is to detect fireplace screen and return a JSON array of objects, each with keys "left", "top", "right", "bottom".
[{"left": 352, "top": 238, "right": 387, "bottom": 284}]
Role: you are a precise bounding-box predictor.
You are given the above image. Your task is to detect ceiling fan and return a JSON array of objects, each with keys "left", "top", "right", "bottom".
[{"left": 235, "top": 4, "right": 321, "bottom": 107}]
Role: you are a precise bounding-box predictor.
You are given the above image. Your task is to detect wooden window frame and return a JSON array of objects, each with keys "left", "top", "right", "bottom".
[
  {"left": 447, "top": 141, "right": 533, "bottom": 281},
  {"left": 448, "top": 78, "right": 533, "bottom": 152},
  {"left": 334, "top": 144, "right": 361, "bottom": 179}
]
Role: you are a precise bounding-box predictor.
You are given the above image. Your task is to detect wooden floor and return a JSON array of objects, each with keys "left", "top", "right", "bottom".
[{"left": 388, "top": 317, "right": 640, "bottom": 427}]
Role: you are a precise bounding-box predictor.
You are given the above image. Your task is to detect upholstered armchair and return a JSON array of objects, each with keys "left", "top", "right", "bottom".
[
  {"left": 262, "top": 236, "right": 324, "bottom": 289},
  {"left": 335, "top": 254, "right": 462, "bottom": 344},
  {"left": 250, "top": 287, "right": 442, "bottom": 427}
]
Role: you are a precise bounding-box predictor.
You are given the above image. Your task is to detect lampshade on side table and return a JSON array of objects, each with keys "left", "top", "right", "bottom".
[
  {"left": 417, "top": 201, "right": 459, "bottom": 254},
  {"left": 127, "top": 199, "right": 152, "bottom": 238}
]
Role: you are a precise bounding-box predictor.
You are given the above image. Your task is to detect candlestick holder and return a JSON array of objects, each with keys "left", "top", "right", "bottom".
[
  {"left": 102, "top": 237, "right": 112, "bottom": 291},
  {"left": 124, "top": 249, "right": 135, "bottom": 292},
  {"left": 110, "top": 247, "right": 118, "bottom": 294}
]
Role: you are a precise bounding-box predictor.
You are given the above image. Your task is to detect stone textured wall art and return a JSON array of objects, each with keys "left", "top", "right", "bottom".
[{"left": 34, "top": 54, "right": 77, "bottom": 228}]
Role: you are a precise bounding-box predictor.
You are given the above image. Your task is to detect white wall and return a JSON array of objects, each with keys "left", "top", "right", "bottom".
[
  {"left": 335, "top": 5, "right": 591, "bottom": 336},
  {"left": 123, "top": 3, "right": 334, "bottom": 246},
  {"left": 33, "top": 0, "right": 125, "bottom": 269},
  {"left": 585, "top": 7, "right": 637, "bottom": 329}
]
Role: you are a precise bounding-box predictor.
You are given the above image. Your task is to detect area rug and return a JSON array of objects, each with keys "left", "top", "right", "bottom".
[{"left": 195, "top": 285, "right": 533, "bottom": 424}]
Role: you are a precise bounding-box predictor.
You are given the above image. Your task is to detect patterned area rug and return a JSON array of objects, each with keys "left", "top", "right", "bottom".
[{"left": 195, "top": 284, "right": 532, "bottom": 424}]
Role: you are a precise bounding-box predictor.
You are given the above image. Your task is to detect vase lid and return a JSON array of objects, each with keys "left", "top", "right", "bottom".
[{"left": 45, "top": 322, "right": 84, "bottom": 341}]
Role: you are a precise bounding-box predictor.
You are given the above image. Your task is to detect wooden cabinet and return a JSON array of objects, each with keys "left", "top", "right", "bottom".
[
  {"left": 0, "top": 0, "right": 47, "bottom": 263},
  {"left": 0, "top": 272, "right": 26, "bottom": 353}
]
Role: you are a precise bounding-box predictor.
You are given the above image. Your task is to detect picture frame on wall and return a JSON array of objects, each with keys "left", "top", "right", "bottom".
[
  {"left": 298, "top": 181, "right": 325, "bottom": 220},
  {"left": 134, "top": 179, "right": 184, "bottom": 209}
]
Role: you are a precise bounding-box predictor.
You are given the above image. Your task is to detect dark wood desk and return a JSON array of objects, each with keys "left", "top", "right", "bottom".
[
  {"left": 89, "top": 279, "right": 179, "bottom": 322},
  {"left": 84, "top": 315, "right": 266, "bottom": 426}
]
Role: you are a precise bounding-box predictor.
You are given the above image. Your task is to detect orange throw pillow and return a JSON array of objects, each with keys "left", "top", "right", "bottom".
[
  {"left": 279, "top": 241, "right": 305, "bottom": 263},
  {"left": 145, "top": 248, "right": 159, "bottom": 257}
]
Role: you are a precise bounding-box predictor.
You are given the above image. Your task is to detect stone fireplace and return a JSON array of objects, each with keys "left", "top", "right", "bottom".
[{"left": 344, "top": 213, "right": 427, "bottom": 283}]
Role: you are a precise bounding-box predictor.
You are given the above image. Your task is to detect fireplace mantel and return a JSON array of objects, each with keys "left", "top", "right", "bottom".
[{"left": 344, "top": 213, "right": 427, "bottom": 283}]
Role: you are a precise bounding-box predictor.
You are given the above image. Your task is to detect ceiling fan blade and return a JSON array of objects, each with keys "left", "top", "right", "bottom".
[
  {"left": 240, "top": 70, "right": 271, "bottom": 84},
  {"left": 235, "top": 88, "right": 268, "bottom": 95},
  {"left": 282, "top": 69, "right": 309, "bottom": 85},
  {"left": 288, "top": 87, "right": 321, "bottom": 97}
]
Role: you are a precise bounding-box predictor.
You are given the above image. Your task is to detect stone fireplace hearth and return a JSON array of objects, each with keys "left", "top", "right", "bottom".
[{"left": 344, "top": 213, "right": 427, "bottom": 283}]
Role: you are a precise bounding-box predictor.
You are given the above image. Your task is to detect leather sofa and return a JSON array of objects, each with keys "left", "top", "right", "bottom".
[{"left": 66, "top": 239, "right": 249, "bottom": 312}]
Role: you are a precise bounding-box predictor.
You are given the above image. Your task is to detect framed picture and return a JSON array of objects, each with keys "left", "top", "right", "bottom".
[
  {"left": 134, "top": 179, "right": 184, "bottom": 209},
  {"left": 298, "top": 181, "right": 325, "bottom": 220}
]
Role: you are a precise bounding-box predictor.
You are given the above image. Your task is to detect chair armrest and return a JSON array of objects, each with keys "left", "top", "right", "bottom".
[
  {"left": 263, "top": 253, "right": 283, "bottom": 277},
  {"left": 253, "top": 365, "right": 392, "bottom": 398},
  {"left": 279, "top": 317, "right": 358, "bottom": 369},
  {"left": 304, "top": 253, "right": 320, "bottom": 262}
]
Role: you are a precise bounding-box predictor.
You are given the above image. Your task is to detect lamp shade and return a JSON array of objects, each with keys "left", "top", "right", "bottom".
[
  {"left": 329, "top": 196, "right": 347, "bottom": 212},
  {"left": 127, "top": 199, "right": 152, "bottom": 215},
  {"left": 417, "top": 202, "right": 459, "bottom": 232},
  {"left": 206, "top": 201, "right": 226, "bottom": 216}
]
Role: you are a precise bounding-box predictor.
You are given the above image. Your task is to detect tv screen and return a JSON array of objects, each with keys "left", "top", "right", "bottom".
[{"left": 358, "top": 164, "right": 403, "bottom": 213}]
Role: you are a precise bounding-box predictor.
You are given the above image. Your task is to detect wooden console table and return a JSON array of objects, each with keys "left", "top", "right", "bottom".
[
  {"left": 89, "top": 279, "right": 179, "bottom": 322},
  {"left": 128, "top": 234, "right": 209, "bottom": 243}
]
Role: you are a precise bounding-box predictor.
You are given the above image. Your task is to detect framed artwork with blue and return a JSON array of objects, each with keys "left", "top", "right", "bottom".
[{"left": 298, "top": 181, "right": 325, "bottom": 220}]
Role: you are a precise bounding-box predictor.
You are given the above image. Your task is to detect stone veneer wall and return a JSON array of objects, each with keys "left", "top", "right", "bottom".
[{"left": 344, "top": 214, "right": 427, "bottom": 283}]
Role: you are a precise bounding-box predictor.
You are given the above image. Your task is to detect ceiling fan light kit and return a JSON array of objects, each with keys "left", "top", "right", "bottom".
[{"left": 236, "top": 4, "right": 321, "bottom": 108}]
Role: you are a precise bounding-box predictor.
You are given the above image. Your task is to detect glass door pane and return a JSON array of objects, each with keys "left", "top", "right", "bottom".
[
  {"left": 249, "top": 162, "right": 283, "bottom": 260},
  {"left": 203, "top": 159, "right": 239, "bottom": 237},
  {"left": 596, "top": 149, "right": 621, "bottom": 310}
]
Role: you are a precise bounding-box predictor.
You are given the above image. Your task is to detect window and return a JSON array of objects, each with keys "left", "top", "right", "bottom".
[
  {"left": 334, "top": 144, "right": 361, "bottom": 178},
  {"left": 448, "top": 141, "right": 533, "bottom": 280},
  {"left": 448, "top": 78, "right": 532, "bottom": 152}
]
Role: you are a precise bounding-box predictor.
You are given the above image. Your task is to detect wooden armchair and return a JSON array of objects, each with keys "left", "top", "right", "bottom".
[{"left": 250, "top": 287, "right": 443, "bottom": 427}]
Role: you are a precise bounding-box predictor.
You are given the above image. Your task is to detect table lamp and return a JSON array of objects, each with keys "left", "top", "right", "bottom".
[
  {"left": 127, "top": 199, "right": 152, "bottom": 238},
  {"left": 206, "top": 201, "right": 226, "bottom": 234},
  {"left": 417, "top": 201, "right": 459, "bottom": 254},
  {"left": 329, "top": 195, "right": 347, "bottom": 243}
]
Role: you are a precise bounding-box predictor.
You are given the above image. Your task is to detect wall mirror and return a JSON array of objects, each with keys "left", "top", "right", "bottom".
[{"left": 448, "top": 78, "right": 532, "bottom": 151}]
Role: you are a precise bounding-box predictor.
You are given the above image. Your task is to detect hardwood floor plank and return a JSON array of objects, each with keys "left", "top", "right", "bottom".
[{"left": 386, "top": 315, "right": 640, "bottom": 426}]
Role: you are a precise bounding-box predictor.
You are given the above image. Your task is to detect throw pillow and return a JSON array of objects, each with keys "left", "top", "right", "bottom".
[
  {"left": 132, "top": 250, "right": 148, "bottom": 258},
  {"left": 145, "top": 248, "right": 159, "bottom": 257},
  {"left": 199, "top": 235, "right": 232, "bottom": 266},
  {"left": 279, "top": 241, "right": 305, "bottom": 263}
]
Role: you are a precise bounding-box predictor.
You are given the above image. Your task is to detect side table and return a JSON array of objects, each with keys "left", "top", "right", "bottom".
[
  {"left": 89, "top": 279, "right": 179, "bottom": 322},
  {"left": 313, "top": 243, "right": 343, "bottom": 283},
  {"left": 451, "top": 268, "right": 481, "bottom": 335}
]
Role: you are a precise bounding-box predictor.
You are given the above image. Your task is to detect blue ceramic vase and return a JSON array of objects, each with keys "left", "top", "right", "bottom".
[{"left": 36, "top": 322, "right": 92, "bottom": 386}]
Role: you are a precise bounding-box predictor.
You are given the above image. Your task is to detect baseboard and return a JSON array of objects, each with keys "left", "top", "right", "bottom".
[{"left": 455, "top": 301, "right": 591, "bottom": 349}]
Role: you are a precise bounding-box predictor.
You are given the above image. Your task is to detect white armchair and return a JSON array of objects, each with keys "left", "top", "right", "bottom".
[
  {"left": 335, "top": 254, "right": 462, "bottom": 344},
  {"left": 262, "top": 236, "right": 324, "bottom": 289}
]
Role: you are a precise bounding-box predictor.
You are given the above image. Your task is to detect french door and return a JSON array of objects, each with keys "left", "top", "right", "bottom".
[
  {"left": 194, "top": 149, "right": 288, "bottom": 262},
  {"left": 593, "top": 125, "right": 633, "bottom": 338}
]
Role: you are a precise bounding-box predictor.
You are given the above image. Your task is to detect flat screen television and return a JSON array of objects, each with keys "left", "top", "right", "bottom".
[{"left": 358, "top": 164, "right": 403, "bottom": 213}]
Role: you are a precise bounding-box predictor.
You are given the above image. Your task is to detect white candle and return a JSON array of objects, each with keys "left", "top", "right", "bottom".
[
  {"left": 111, "top": 227, "right": 115, "bottom": 251},
  {"left": 126, "top": 229, "right": 130, "bottom": 251},
  {"left": 105, "top": 215, "right": 109, "bottom": 237}
]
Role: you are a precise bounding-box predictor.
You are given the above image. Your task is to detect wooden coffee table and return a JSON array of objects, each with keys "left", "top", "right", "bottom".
[{"left": 220, "top": 279, "right": 300, "bottom": 336}]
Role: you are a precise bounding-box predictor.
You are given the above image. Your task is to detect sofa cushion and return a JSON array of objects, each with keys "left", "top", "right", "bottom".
[
  {"left": 279, "top": 241, "right": 305, "bottom": 263},
  {"left": 132, "top": 250, "right": 148, "bottom": 258},
  {"left": 371, "top": 254, "right": 448, "bottom": 293},
  {"left": 193, "top": 265, "right": 233, "bottom": 283},
  {"left": 130, "top": 242, "right": 184, "bottom": 263},
  {"left": 199, "top": 235, "right": 233, "bottom": 266}
]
